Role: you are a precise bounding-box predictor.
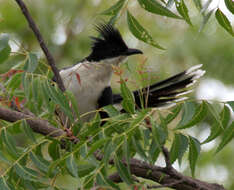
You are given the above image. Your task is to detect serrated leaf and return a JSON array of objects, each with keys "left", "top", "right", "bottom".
[
  {"left": 205, "top": 101, "right": 223, "bottom": 129},
  {"left": 114, "top": 154, "right": 133, "bottom": 185},
  {"left": 123, "top": 138, "right": 131, "bottom": 174},
  {"left": 14, "top": 164, "right": 39, "bottom": 181},
  {"left": 176, "top": 101, "right": 196, "bottom": 129},
  {"left": 170, "top": 133, "right": 188, "bottom": 164},
  {"left": 132, "top": 136, "right": 148, "bottom": 161},
  {"left": 188, "top": 136, "right": 200, "bottom": 176},
  {"left": 215, "top": 8, "right": 234, "bottom": 36},
  {"left": 148, "top": 139, "right": 160, "bottom": 164},
  {"left": 120, "top": 78, "right": 135, "bottom": 113},
  {"left": 0, "top": 177, "right": 10, "bottom": 190},
  {"left": 127, "top": 11, "right": 165, "bottom": 50},
  {"left": 202, "top": 105, "right": 230, "bottom": 144},
  {"left": 77, "top": 164, "right": 96, "bottom": 178},
  {"left": 0, "top": 35, "right": 11, "bottom": 64},
  {"left": 1, "top": 129, "right": 18, "bottom": 159},
  {"left": 22, "top": 120, "right": 36, "bottom": 143},
  {"left": 137, "top": 0, "right": 181, "bottom": 19},
  {"left": 24, "top": 53, "right": 38, "bottom": 73},
  {"left": 43, "top": 80, "right": 73, "bottom": 121},
  {"left": 165, "top": 104, "right": 182, "bottom": 124},
  {"left": 224, "top": 0, "right": 234, "bottom": 14},
  {"left": 66, "top": 154, "right": 78, "bottom": 177},
  {"left": 216, "top": 122, "right": 234, "bottom": 153},
  {"left": 103, "top": 140, "right": 115, "bottom": 166},
  {"left": 175, "top": 0, "right": 192, "bottom": 25},
  {"left": 176, "top": 101, "right": 207, "bottom": 129},
  {"left": 151, "top": 120, "right": 167, "bottom": 146},
  {"left": 101, "top": 0, "right": 125, "bottom": 15},
  {"left": 29, "top": 152, "right": 49, "bottom": 174}
]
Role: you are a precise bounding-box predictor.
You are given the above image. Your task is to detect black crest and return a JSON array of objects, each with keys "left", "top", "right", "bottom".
[{"left": 86, "top": 23, "right": 128, "bottom": 61}]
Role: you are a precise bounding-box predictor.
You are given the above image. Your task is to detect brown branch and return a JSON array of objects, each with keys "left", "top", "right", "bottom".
[
  {"left": 0, "top": 106, "right": 65, "bottom": 137},
  {"left": 14, "top": 0, "right": 65, "bottom": 92}
]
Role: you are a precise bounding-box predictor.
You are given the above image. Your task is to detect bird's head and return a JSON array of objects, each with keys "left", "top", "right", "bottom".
[{"left": 86, "top": 23, "right": 143, "bottom": 64}]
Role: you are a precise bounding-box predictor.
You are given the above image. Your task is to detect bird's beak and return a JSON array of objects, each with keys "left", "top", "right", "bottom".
[{"left": 125, "top": 48, "right": 143, "bottom": 56}]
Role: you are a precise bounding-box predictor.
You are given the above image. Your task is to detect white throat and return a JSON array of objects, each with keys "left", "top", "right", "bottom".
[{"left": 102, "top": 56, "right": 127, "bottom": 66}]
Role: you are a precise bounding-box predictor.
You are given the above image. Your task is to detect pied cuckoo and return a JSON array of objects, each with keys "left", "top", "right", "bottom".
[{"left": 58, "top": 23, "right": 205, "bottom": 123}]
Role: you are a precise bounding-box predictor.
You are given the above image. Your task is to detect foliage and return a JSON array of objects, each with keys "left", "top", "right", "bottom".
[{"left": 0, "top": 0, "right": 234, "bottom": 189}]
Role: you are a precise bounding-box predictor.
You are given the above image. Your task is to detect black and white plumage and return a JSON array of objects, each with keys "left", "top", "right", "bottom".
[{"left": 58, "top": 23, "right": 205, "bottom": 123}]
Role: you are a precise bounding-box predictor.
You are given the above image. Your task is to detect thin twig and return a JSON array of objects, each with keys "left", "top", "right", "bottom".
[{"left": 14, "top": 0, "right": 65, "bottom": 92}]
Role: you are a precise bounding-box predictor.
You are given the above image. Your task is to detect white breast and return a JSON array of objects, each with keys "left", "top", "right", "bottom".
[{"left": 60, "top": 61, "right": 113, "bottom": 122}]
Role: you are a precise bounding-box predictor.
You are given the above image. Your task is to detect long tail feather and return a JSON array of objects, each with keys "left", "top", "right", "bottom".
[{"left": 113, "top": 64, "right": 205, "bottom": 108}]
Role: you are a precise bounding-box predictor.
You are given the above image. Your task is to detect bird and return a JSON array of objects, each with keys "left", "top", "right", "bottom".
[{"left": 58, "top": 23, "right": 205, "bottom": 123}]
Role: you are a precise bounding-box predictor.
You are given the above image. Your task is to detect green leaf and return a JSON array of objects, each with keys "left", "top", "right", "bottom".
[
  {"left": 29, "top": 152, "right": 49, "bottom": 174},
  {"left": 87, "top": 138, "right": 110, "bottom": 158},
  {"left": 1, "top": 129, "right": 18, "bottom": 159},
  {"left": 0, "top": 35, "right": 11, "bottom": 64},
  {"left": 0, "top": 150, "right": 11, "bottom": 164},
  {"left": 224, "top": 0, "right": 234, "bottom": 14},
  {"left": 192, "top": 0, "right": 202, "bottom": 11},
  {"left": 24, "top": 53, "right": 38, "bottom": 73},
  {"left": 221, "top": 104, "right": 231, "bottom": 129},
  {"left": 148, "top": 139, "right": 160, "bottom": 164},
  {"left": 77, "top": 164, "right": 96, "bottom": 178},
  {"left": 176, "top": 101, "right": 207, "bottom": 129},
  {"left": 102, "top": 105, "right": 120, "bottom": 117},
  {"left": 188, "top": 136, "right": 200, "bottom": 177},
  {"left": 175, "top": 0, "right": 192, "bottom": 25},
  {"left": 215, "top": 8, "right": 234, "bottom": 36},
  {"left": 203, "top": 104, "right": 230, "bottom": 144},
  {"left": 120, "top": 78, "right": 135, "bottom": 113},
  {"left": 176, "top": 102, "right": 196, "bottom": 129},
  {"left": 43, "top": 80, "right": 73, "bottom": 121},
  {"left": 165, "top": 104, "right": 182, "bottom": 124},
  {"left": 199, "top": 9, "right": 214, "bottom": 33},
  {"left": 216, "top": 122, "right": 234, "bottom": 153},
  {"left": 0, "top": 177, "right": 10, "bottom": 190},
  {"left": 101, "top": 0, "right": 125, "bottom": 15},
  {"left": 22, "top": 120, "right": 37, "bottom": 143},
  {"left": 206, "top": 101, "right": 223, "bottom": 128},
  {"left": 170, "top": 133, "right": 188, "bottom": 164},
  {"left": 66, "top": 154, "right": 78, "bottom": 177},
  {"left": 137, "top": 0, "right": 181, "bottom": 19},
  {"left": 103, "top": 140, "right": 115, "bottom": 166},
  {"left": 48, "top": 140, "right": 60, "bottom": 160},
  {"left": 151, "top": 120, "right": 167, "bottom": 146},
  {"left": 114, "top": 154, "right": 133, "bottom": 185},
  {"left": 14, "top": 164, "right": 39, "bottom": 181},
  {"left": 127, "top": 11, "right": 165, "bottom": 50},
  {"left": 132, "top": 136, "right": 148, "bottom": 161},
  {"left": 6, "top": 72, "right": 23, "bottom": 91}
]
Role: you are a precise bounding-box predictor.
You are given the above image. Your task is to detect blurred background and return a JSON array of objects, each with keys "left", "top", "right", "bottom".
[{"left": 0, "top": 0, "right": 234, "bottom": 189}]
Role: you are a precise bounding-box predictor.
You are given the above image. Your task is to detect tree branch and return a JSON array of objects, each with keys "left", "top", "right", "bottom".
[
  {"left": 0, "top": 106, "right": 64, "bottom": 137},
  {"left": 14, "top": 0, "right": 65, "bottom": 92}
]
